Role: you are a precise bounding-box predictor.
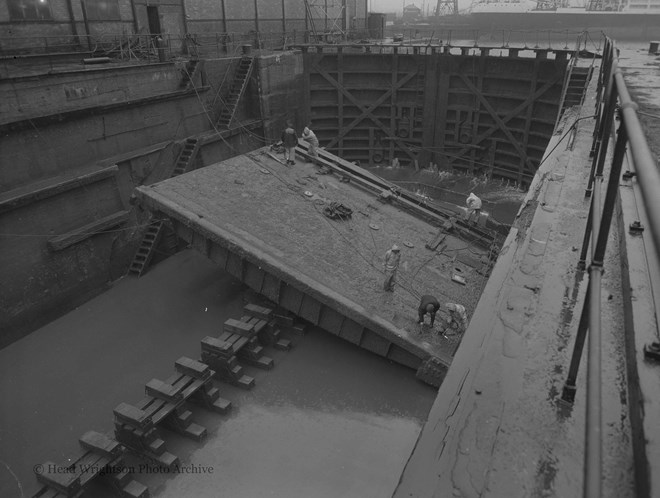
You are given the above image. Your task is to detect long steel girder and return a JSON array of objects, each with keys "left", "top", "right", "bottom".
[{"left": 316, "top": 60, "right": 420, "bottom": 161}]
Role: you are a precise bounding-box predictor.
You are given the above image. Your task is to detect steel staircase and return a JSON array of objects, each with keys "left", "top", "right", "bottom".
[
  {"left": 180, "top": 59, "right": 204, "bottom": 91},
  {"left": 129, "top": 137, "right": 199, "bottom": 276},
  {"left": 171, "top": 138, "right": 200, "bottom": 177},
  {"left": 560, "top": 66, "right": 593, "bottom": 114},
  {"left": 217, "top": 57, "right": 253, "bottom": 128},
  {"left": 128, "top": 220, "right": 165, "bottom": 276}
]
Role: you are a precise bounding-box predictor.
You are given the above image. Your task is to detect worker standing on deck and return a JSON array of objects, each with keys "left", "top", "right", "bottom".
[
  {"left": 417, "top": 295, "right": 440, "bottom": 328},
  {"left": 465, "top": 192, "right": 482, "bottom": 224},
  {"left": 442, "top": 302, "right": 468, "bottom": 338},
  {"left": 281, "top": 120, "right": 299, "bottom": 165},
  {"left": 302, "top": 125, "right": 319, "bottom": 163},
  {"left": 383, "top": 244, "right": 401, "bottom": 292}
]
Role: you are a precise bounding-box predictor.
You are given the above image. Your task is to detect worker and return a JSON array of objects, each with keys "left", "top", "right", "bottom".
[
  {"left": 383, "top": 244, "right": 401, "bottom": 292},
  {"left": 280, "top": 120, "right": 299, "bottom": 165},
  {"left": 443, "top": 302, "right": 468, "bottom": 337},
  {"left": 417, "top": 295, "right": 440, "bottom": 327},
  {"left": 302, "top": 125, "right": 319, "bottom": 163},
  {"left": 465, "top": 192, "right": 482, "bottom": 224}
]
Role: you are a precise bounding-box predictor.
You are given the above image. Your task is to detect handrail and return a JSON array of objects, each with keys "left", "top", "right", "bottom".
[{"left": 559, "top": 35, "right": 660, "bottom": 497}]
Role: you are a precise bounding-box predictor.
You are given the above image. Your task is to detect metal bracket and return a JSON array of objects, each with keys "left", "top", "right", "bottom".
[
  {"left": 622, "top": 170, "right": 637, "bottom": 181},
  {"left": 629, "top": 221, "right": 645, "bottom": 235},
  {"left": 644, "top": 342, "right": 660, "bottom": 362}
]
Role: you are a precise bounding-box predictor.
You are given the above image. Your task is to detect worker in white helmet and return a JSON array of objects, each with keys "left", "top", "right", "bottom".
[
  {"left": 442, "top": 302, "right": 468, "bottom": 338},
  {"left": 383, "top": 244, "right": 401, "bottom": 292},
  {"left": 465, "top": 192, "right": 482, "bottom": 224}
]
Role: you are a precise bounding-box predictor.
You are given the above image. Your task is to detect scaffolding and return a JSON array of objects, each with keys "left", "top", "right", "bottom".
[{"left": 304, "top": 0, "right": 346, "bottom": 42}]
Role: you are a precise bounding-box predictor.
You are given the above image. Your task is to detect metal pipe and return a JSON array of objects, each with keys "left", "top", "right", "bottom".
[
  {"left": 583, "top": 171, "right": 603, "bottom": 498},
  {"left": 614, "top": 66, "right": 660, "bottom": 255},
  {"left": 561, "top": 279, "right": 591, "bottom": 403}
]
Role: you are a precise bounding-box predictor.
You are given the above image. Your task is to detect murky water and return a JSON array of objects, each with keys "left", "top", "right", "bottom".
[{"left": 0, "top": 250, "right": 436, "bottom": 498}]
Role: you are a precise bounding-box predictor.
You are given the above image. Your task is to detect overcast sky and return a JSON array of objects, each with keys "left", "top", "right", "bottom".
[{"left": 370, "top": 0, "right": 471, "bottom": 15}]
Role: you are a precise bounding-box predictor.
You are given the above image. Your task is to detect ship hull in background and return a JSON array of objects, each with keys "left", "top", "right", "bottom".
[{"left": 405, "top": 12, "right": 660, "bottom": 41}]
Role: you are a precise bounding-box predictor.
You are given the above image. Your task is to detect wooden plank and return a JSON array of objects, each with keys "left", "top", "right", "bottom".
[
  {"left": 113, "top": 403, "right": 151, "bottom": 428},
  {"left": 223, "top": 318, "right": 254, "bottom": 337},
  {"left": 36, "top": 462, "right": 81, "bottom": 495},
  {"left": 73, "top": 452, "right": 110, "bottom": 486},
  {"left": 47, "top": 211, "right": 130, "bottom": 251},
  {"left": 145, "top": 379, "right": 184, "bottom": 403},
  {"left": 79, "top": 431, "right": 122, "bottom": 459},
  {"left": 201, "top": 336, "right": 234, "bottom": 356},
  {"left": 151, "top": 401, "right": 180, "bottom": 425},
  {"left": 175, "top": 356, "right": 212, "bottom": 380},
  {"left": 244, "top": 303, "right": 273, "bottom": 320},
  {"left": 135, "top": 397, "right": 168, "bottom": 418},
  {"left": 180, "top": 378, "right": 206, "bottom": 399}
]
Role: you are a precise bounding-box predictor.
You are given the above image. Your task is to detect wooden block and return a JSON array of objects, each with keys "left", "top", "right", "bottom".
[
  {"left": 274, "top": 314, "right": 294, "bottom": 327},
  {"left": 111, "top": 467, "right": 132, "bottom": 487},
  {"left": 212, "top": 397, "right": 232, "bottom": 414},
  {"left": 147, "top": 438, "right": 166, "bottom": 456},
  {"left": 256, "top": 356, "right": 274, "bottom": 370},
  {"left": 274, "top": 338, "right": 292, "bottom": 351},
  {"left": 223, "top": 318, "right": 253, "bottom": 337},
  {"left": 79, "top": 431, "right": 122, "bottom": 459},
  {"left": 244, "top": 303, "right": 273, "bottom": 320},
  {"left": 177, "top": 410, "right": 193, "bottom": 428},
  {"left": 35, "top": 462, "right": 81, "bottom": 495},
  {"left": 155, "top": 451, "right": 179, "bottom": 469},
  {"left": 237, "top": 375, "right": 255, "bottom": 390},
  {"left": 201, "top": 336, "right": 234, "bottom": 356},
  {"left": 145, "top": 379, "right": 184, "bottom": 403},
  {"left": 240, "top": 316, "right": 268, "bottom": 335},
  {"left": 114, "top": 403, "right": 151, "bottom": 428},
  {"left": 122, "top": 480, "right": 149, "bottom": 498},
  {"left": 183, "top": 422, "right": 207, "bottom": 442},
  {"left": 33, "top": 486, "right": 61, "bottom": 498},
  {"left": 425, "top": 230, "right": 447, "bottom": 251},
  {"left": 175, "top": 356, "right": 211, "bottom": 379}
]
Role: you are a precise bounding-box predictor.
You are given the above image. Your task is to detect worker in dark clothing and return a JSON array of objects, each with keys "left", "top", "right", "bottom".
[
  {"left": 280, "top": 120, "right": 299, "bottom": 165},
  {"left": 417, "top": 295, "right": 441, "bottom": 327}
]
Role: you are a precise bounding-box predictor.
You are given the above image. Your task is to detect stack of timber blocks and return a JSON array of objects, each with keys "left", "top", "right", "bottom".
[
  {"left": 143, "top": 378, "right": 206, "bottom": 442},
  {"left": 175, "top": 357, "right": 232, "bottom": 414},
  {"left": 79, "top": 431, "right": 149, "bottom": 498},
  {"left": 224, "top": 318, "right": 274, "bottom": 369},
  {"left": 113, "top": 402, "right": 178, "bottom": 469},
  {"left": 243, "top": 303, "right": 294, "bottom": 350},
  {"left": 200, "top": 336, "right": 255, "bottom": 389}
]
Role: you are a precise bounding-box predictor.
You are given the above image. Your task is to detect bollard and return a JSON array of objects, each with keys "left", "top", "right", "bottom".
[{"left": 242, "top": 44, "right": 252, "bottom": 56}]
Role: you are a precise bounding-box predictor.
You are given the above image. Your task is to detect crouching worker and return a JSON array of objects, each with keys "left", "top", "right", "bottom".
[
  {"left": 443, "top": 302, "right": 468, "bottom": 337},
  {"left": 417, "top": 295, "right": 440, "bottom": 328}
]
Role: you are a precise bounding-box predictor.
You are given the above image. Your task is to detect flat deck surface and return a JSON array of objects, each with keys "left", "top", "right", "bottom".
[{"left": 141, "top": 149, "right": 489, "bottom": 358}]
